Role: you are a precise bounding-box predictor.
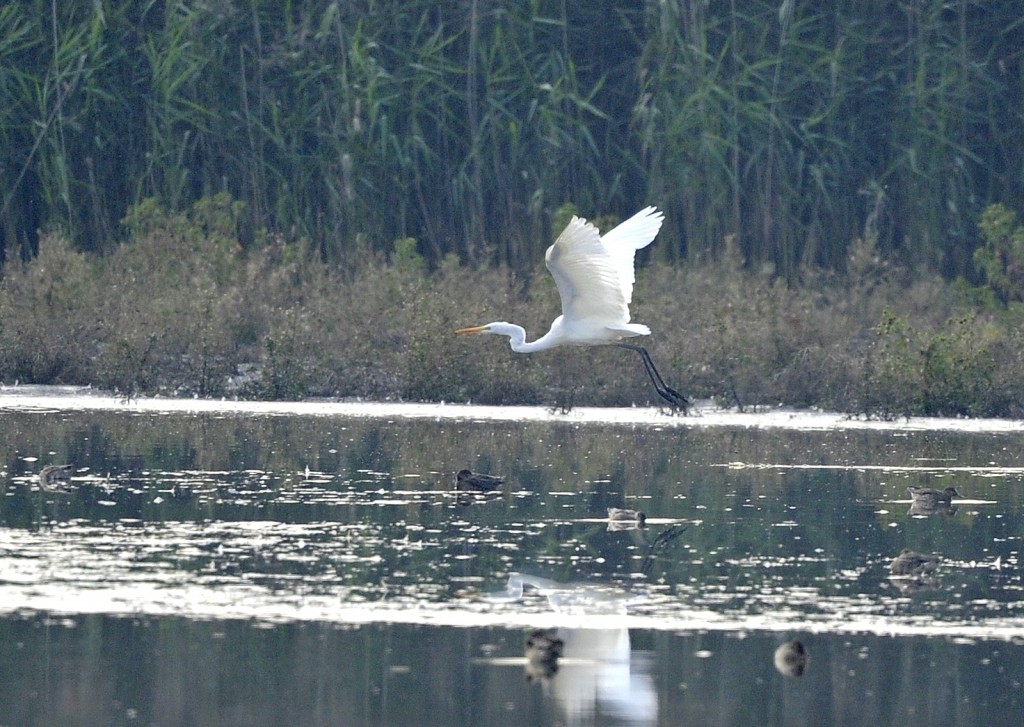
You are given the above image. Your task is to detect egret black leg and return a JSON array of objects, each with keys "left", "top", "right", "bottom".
[
  {"left": 615, "top": 343, "right": 689, "bottom": 412},
  {"left": 640, "top": 524, "right": 688, "bottom": 575}
]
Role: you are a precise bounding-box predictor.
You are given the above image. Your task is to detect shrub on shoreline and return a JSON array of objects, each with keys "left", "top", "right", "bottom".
[{"left": 1, "top": 198, "right": 1022, "bottom": 418}]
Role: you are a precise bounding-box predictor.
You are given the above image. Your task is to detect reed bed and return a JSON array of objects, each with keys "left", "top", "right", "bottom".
[{"left": 1, "top": 1, "right": 1021, "bottom": 280}]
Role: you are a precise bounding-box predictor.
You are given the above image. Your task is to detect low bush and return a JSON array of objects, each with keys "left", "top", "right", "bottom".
[{"left": 2, "top": 197, "right": 1024, "bottom": 418}]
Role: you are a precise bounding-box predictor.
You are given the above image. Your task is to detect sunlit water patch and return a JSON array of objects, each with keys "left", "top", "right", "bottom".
[
  {"left": 6, "top": 384, "right": 1024, "bottom": 432},
  {"left": 1, "top": 477, "right": 1021, "bottom": 639},
  {"left": 1, "top": 388, "right": 1022, "bottom": 637},
  {"left": 4, "top": 388, "right": 1024, "bottom": 724}
]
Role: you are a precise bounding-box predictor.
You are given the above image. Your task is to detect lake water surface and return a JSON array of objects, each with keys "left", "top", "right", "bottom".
[{"left": 0, "top": 387, "right": 1022, "bottom": 726}]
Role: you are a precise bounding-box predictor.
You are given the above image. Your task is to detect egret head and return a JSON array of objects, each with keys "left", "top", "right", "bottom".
[{"left": 455, "top": 322, "right": 516, "bottom": 336}]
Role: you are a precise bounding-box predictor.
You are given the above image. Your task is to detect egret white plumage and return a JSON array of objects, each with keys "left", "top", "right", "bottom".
[{"left": 456, "top": 207, "right": 687, "bottom": 409}]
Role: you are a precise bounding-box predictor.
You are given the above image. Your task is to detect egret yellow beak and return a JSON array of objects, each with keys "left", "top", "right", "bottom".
[{"left": 455, "top": 325, "right": 488, "bottom": 334}]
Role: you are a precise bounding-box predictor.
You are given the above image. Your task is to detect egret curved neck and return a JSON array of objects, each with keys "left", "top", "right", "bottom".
[
  {"left": 510, "top": 327, "right": 563, "bottom": 352},
  {"left": 510, "top": 334, "right": 553, "bottom": 353},
  {"left": 478, "top": 321, "right": 561, "bottom": 353}
]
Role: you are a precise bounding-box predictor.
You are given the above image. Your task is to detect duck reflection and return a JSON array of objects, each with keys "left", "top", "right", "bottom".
[
  {"left": 907, "top": 499, "right": 958, "bottom": 517},
  {"left": 455, "top": 491, "right": 503, "bottom": 507},
  {"left": 490, "top": 574, "right": 656, "bottom": 725}
]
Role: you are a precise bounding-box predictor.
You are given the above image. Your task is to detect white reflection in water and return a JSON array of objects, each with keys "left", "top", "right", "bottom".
[
  {"left": 489, "top": 574, "right": 656, "bottom": 725},
  {"left": 2, "top": 390, "right": 1024, "bottom": 643}
]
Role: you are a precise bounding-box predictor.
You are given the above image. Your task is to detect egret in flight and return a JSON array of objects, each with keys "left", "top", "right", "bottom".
[{"left": 456, "top": 207, "right": 687, "bottom": 409}]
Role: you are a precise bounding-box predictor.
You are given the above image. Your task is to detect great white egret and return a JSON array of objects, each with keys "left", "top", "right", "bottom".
[
  {"left": 456, "top": 468, "right": 503, "bottom": 492},
  {"left": 456, "top": 206, "right": 687, "bottom": 409}
]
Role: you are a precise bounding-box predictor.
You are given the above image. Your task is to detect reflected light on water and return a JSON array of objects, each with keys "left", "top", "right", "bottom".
[
  {"left": 2, "top": 388, "right": 1024, "bottom": 725},
  {"left": 482, "top": 574, "right": 657, "bottom": 725}
]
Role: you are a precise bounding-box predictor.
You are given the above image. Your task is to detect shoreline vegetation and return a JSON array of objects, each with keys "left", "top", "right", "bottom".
[
  {"left": 2, "top": 195, "right": 1023, "bottom": 420},
  {"left": 1, "top": 3, "right": 1023, "bottom": 418}
]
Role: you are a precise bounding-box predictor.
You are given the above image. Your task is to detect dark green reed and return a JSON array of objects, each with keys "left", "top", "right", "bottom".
[{"left": 1, "top": 1, "right": 1022, "bottom": 279}]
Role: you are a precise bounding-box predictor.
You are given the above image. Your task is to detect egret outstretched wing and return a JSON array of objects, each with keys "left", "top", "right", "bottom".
[
  {"left": 598, "top": 206, "right": 664, "bottom": 305},
  {"left": 544, "top": 206, "right": 664, "bottom": 327},
  {"left": 545, "top": 217, "right": 626, "bottom": 326}
]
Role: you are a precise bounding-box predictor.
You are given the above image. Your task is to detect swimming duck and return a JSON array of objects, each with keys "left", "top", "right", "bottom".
[
  {"left": 907, "top": 486, "right": 961, "bottom": 506},
  {"left": 889, "top": 548, "right": 941, "bottom": 576},
  {"left": 456, "top": 469, "right": 503, "bottom": 492},
  {"left": 773, "top": 640, "right": 808, "bottom": 677},
  {"left": 38, "top": 464, "right": 74, "bottom": 491},
  {"left": 607, "top": 507, "right": 646, "bottom": 525}
]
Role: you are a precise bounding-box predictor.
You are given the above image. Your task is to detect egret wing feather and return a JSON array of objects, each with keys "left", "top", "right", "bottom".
[
  {"left": 598, "top": 206, "right": 664, "bottom": 305},
  {"left": 545, "top": 216, "right": 631, "bottom": 328}
]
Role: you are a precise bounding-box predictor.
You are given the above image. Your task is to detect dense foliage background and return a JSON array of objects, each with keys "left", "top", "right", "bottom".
[
  {"left": 2, "top": 1, "right": 1024, "bottom": 416},
  {"left": 1, "top": 0, "right": 1022, "bottom": 277}
]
